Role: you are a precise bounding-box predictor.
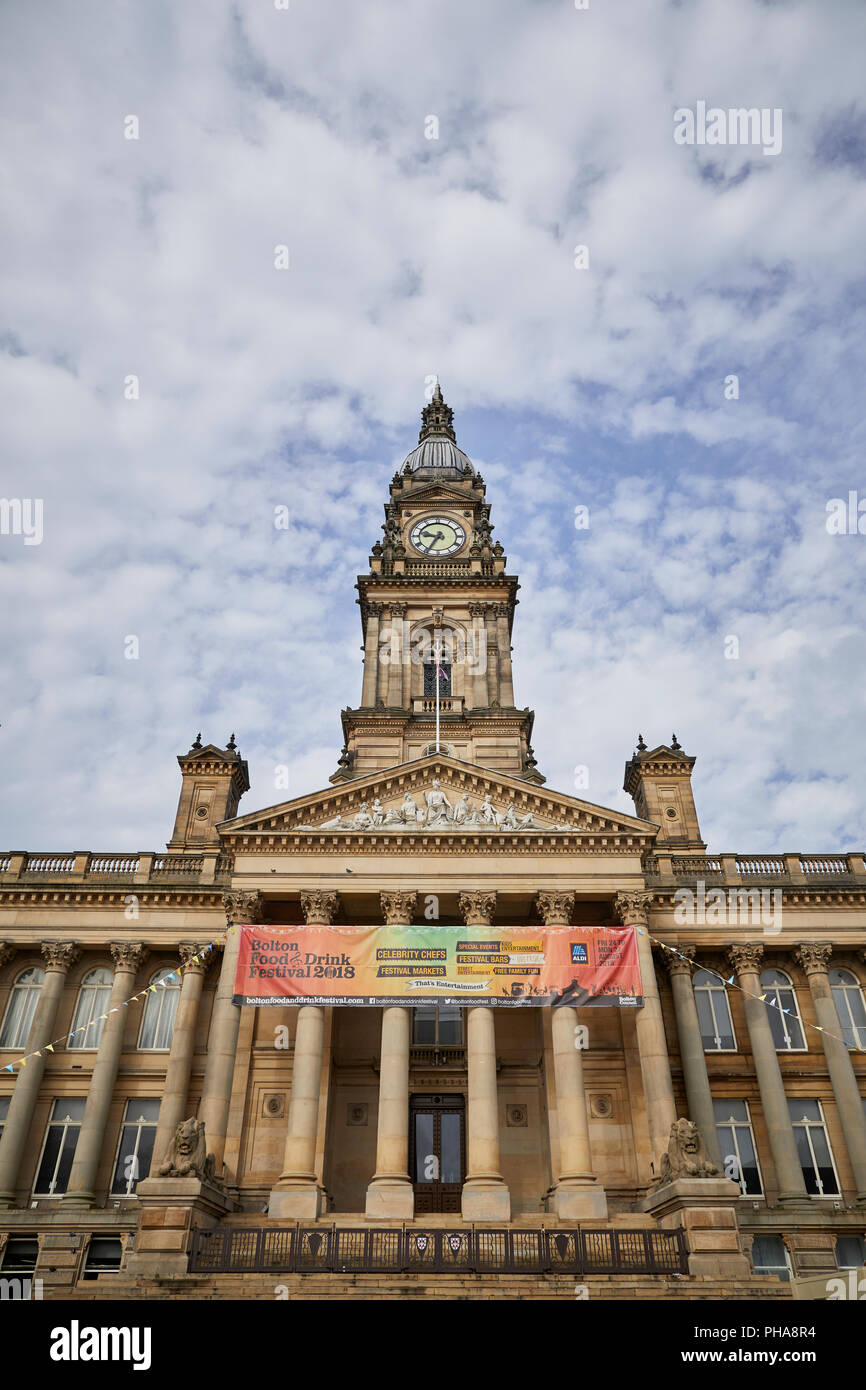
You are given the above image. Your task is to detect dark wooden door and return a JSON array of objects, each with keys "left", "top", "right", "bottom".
[{"left": 410, "top": 1094, "right": 465, "bottom": 1214}]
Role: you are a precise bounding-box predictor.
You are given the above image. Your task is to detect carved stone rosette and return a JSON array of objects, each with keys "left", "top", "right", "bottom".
[
  {"left": 178, "top": 942, "right": 213, "bottom": 975},
  {"left": 535, "top": 890, "right": 575, "bottom": 927},
  {"left": 459, "top": 890, "right": 496, "bottom": 926},
  {"left": 794, "top": 943, "right": 833, "bottom": 977},
  {"left": 0, "top": 943, "right": 15, "bottom": 970},
  {"left": 40, "top": 941, "right": 81, "bottom": 973},
  {"left": 110, "top": 941, "right": 149, "bottom": 973},
  {"left": 614, "top": 891, "right": 653, "bottom": 927},
  {"left": 223, "top": 889, "right": 264, "bottom": 926},
  {"left": 659, "top": 945, "right": 696, "bottom": 978},
  {"left": 727, "top": 943, "right": 764, "bottom": 976},
  {"left": 379, "top": 891, "right": 417, "bottom": 926},
  {"left": 300, "top": 890, "right": 339, "bottom": 925}
]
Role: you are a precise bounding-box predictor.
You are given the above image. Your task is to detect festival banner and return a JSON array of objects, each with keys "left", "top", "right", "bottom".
[{"left": 232, "top": 924, "right": 643, "bottom": 1008}]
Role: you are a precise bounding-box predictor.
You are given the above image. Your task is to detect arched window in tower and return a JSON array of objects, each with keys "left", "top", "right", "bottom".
[
  {"left": 829, "top": 968, "right": 866, "bottom": 1050},
  {"left": 423, "top": 658, "right": 451, "bottom": 697},
  {"left": 0, "top": 967, "right": 45, "bottom": 1050},
  {"left": 139, "top": 968, "right": 181, "bottom": 1050},
  {"left": 68, "top": 967, "right": 113, "bottom": 1049},
  {"left": 760, "top": 969, "right": 806, "bottom": 1051}
]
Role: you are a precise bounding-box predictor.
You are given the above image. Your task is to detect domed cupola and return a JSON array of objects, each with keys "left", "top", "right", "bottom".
[{"left": 401, "top": 382, "right": 475, "bottom": 478}]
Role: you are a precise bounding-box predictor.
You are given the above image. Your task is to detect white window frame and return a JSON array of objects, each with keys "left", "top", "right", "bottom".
[
  {"left": 829, "top": 969, "right": 866, "bottom": 1051},
  {"left": 137, "top": 970, "right": 181, "bottom": 1051},
  {"left": 788, "top": 1098, "right": 841, "bottom": 1197},
  {"left": 713, "top": 1099, "right": 763, "bottom": 1197},
  {"left": 68, "top": 968, "right": 113, "bottom": 1051},
  {"left": 760, "top": 969, "right": 807, "bottom": 1052},
  {"left": 110, "top": 1099, "right": 160, "bottom": 1195},
  {"left": 0, "top": 967, "right": 46, "bottom": 1051},
  {"left": 33, "top": 1099, "right": 86, "bottom": 1196},
  {"left": 694, "top": 970, "right": 737, "bottom": 1052},
  {"left": 751, "top": 1234, "right": 792, "bottom": 1282}
]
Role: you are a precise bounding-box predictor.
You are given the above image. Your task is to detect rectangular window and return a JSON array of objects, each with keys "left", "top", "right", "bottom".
[
  {"left": 0, "top": 1238, "right": 39, "bottom": 1274},
  {"left": 836, "top": 1236, "right": 866, "bottom": 1270},
  {"left": 751, "top": 1235, "right": 790, "bottom": 1282},
  {"left": 787, "top": 1099, "right": 840, "bottom": 1196},
  {"left": 0, "top": 1095, "right": 9, "bottom": 1142},
  {"left": 412, "top": 1006, "right": 463, "bottom": 1047},
  {"left": 696, "top": 987, "right": 736, "bottom": 1051},
  {"left": 713, "top": 1099, "right": 762, "bottom": 1196},
  {"left": 83, "top": 1238, "right": 123, "bottom": 1279},
  {"left": 33, "top": 1098, "right": 86, "bottom": 1195},
  {"left": 110, "top": 1099, "right": 160, "bottom": 1195}
]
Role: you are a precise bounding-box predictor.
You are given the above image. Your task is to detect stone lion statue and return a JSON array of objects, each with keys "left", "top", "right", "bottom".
[
  {"left": 157, "top": 1117, "right": 216, "bottom": 1181},
  {"left": 656, "top": 1118, "right": 720, "bottom": 1186}
]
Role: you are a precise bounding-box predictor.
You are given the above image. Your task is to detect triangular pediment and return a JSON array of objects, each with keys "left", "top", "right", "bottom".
[
  {"left": 219, "top": 753, "right": 658, "bottom": 846},
  {"left": 399, "top": 481, "right": 476, "bottom": 508}
]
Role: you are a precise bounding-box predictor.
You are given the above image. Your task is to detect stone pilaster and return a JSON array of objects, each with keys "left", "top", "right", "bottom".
[
  {"left": 727, "top": 944, "right": 810, "bottom": 1207},
  {"left": 660, "top": 947, "right": 724, "bottom": 1170},
  {"left": 387, "top": 603, "right": 406, "bottom": 707},
  {"left": 614, "top": 892, "right": 677, "bottom": 1176},
  {"left": 63, "top": 942, "right": 149, "bottom": 1207},
  {"left": 0, "top": 943, "right": 80, "bottom": 1207},
  {"left": 198, "top": 890, "right": 262, "bottom": 1177},
  {"left": 795, "top": 943, "right": 866, "bottom": 1205},
  {"left": 361, "top": 601, "right": 381, "bottom": 707},
  {"left": 494, "top": 604, "right": 514, "bottom": 705}
]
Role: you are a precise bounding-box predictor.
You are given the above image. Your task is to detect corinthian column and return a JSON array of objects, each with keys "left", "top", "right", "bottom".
[
  {"left": 537, "top": 891, "right": 607, "bottom": 1218},
  {"left": 0, "top": 943, "right": 80, "bottom": 1207},
  {"left": 360, "top": 602, "right": 382, "bottom": 707},
  {"left": 614, "top": 892, "right": 677, "bottom": 1177},
  {"left": 366, "top": 891, "right": 417, "bottom": 1219},
  {"left": 661, "top": 948, "right": 724, "bottom": 1170},
  {"left": 151, "top": 944, "right": 211, "bottom": 1170},
  {"left": 795, "top": 944, "right": 866, "bottom": 1206},
  {"left": 458, "top": 890, "right": 510, "bottom": 1220},
  {"left": 728, "top": 945, "right": 809, "bottom": 1207},
  {"left": 268, "top": 890, "right": 338, "bottom": 1218},
  {"left": 198, "top": 890, "right": 263, "bottom": 1176},
  {"left": 63, "top": 942, "right": 149, "bottom": 1207}
]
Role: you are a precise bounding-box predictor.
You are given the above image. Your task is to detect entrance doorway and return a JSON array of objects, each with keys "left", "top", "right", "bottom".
[{"left": 409, "top": 1094, "right": 465, "bottom": 1214}]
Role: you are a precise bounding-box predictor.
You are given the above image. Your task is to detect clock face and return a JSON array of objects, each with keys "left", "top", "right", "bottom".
[{"left": 409, "top": 515, "right": 466, "bottom": 557}]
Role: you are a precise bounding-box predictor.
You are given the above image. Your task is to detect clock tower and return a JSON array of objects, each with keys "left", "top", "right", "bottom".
[{"left": 331, "top": 384, "right": 544, "bottom": 784}]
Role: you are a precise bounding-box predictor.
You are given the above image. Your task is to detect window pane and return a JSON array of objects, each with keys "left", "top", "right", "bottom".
[
  {"left": 154, "top": 989, "right": 179, "bottom": 1049},
  {"left": 135, "top": 1125, "right": 157, "bottom": 1187},
  {"left": 51, "top": 1098, "right": 86, "bottom": 1122},
  {"left": 714, "top": 1099, "right": 748, "bottom": 1123},
  {"left": 35, "top": 1127, "right": 64, "bottom": 1192},
  {"left": 111, "top": 1125, "right": 139, "bottom": 1194},
  {"left": 695, "top": 990, "right": 717, "bottom": 1048},
  {"left": 735, "top": 1128, "right": 762, "bottom": 1195},
  {"left": 126, "top": 1098, "right": 160, "bottom": 1124},
  {"left": 752, "top": 1235, "right": 789, "bottom": 1280},
  {"left": 440, "top": 1112, "right": 461, "bottom": 1183},
  {"left": 836, "top": 1236, "right": 866, "bottom": 1269},
  {"left": 413, "top": 1113, "right": 434, "bottom": 1181},
  {"left": 791, "top": 1125, "right": 818, "bottom": 1194},
  {"left": 1, "top": 1239, "right": 39, "bottom": 1273},
  {"left": 413, "top": 1009, "right": 436, "bottom": 1045},
  {"left": 438, "top": 1006, "right": 462, "bottom": 1045},
  {"left": 53, "top": 1129, "right": 79, "bottom": 1194},
  {"left": 788, "top": 1099, "right": 821, "bottom": 1123},
  {"left": 766, "top": 1001, "right": 787, "bottom": 1049}
]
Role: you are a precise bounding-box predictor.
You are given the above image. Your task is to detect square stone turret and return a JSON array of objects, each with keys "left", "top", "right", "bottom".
[
  {"left": 167, "top": 734, "right": 250, "bottom": 849},
  {"left": 623, "top": 735, "right": 705, "bottom": 850}
]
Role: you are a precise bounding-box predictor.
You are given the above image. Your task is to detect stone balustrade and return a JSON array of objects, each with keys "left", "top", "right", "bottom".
[
  {"left": 646, "top": 852, "right": 866, "bottom": 886},
  {"left": 0, "top": 850, "right": 233, "bottom": 885}
]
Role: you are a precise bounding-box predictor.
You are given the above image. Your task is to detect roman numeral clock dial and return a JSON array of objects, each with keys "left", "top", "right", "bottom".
[{"left": 409, "top": 515, "right": 466, "bottom": 557}]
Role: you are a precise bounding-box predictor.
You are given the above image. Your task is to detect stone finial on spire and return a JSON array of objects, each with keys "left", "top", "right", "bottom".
[
  {"left": 636, "top": 733, "right": 647, "bottom": 752},
  {"left": 419, "top": 379, "right": 456, "bottom": 444},
  {"left": 671, "top": 733, "right": 681, "bottom": 751}
]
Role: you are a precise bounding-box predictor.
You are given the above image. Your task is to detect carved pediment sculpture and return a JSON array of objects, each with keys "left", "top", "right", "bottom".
[{"left": 296, "top": 785, "right": 573, "bottom": 834}]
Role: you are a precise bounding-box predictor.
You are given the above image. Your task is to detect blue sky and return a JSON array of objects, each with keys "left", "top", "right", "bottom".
[{"left": 1, "top": 0, "right": 865, "bottom": 851}]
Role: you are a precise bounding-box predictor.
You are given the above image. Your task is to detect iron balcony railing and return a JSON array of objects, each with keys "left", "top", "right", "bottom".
[{"left": 188, "top": 1224, "right": 688, "bottom": 1276}]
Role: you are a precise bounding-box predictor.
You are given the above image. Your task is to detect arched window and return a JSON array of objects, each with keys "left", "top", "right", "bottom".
[
  {"left": 68, "top": 968, "right": 113, "bottom": 1050},
  {"left": 0, "top": 967, "right": 45, "bottom": 1050},
  {"left": 760, "top": 969, "right": 806, "bottom": 1051},
  {"left": 694, "top": 970, "right": 736, "bottom": 1051},
  {"left": 138, "top": 969, "right": 181, "bottom": 1050},
  {"left": 829, "top": 968, "right": 866, "bottom": 1051}
]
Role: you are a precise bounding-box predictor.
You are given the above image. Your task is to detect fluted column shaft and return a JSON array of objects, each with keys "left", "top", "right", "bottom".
[
  {"left": 729, "top": 946, "right": 809, "bottom": 1206},
  {"left": 63, "top": 943, "right": 147, "bottom": 1206},
  {"left": 151, "top": 946, "right": 208, "bottom": 1169},
  {"left": 797, "top": 945, "right": 866, "bottom": 1205},
  {"left": 0, "top": 944, "right": 79, "bottom": 1206},
  {"left": 615, "top": 894, "right": 677, "bottom": 1174},
  {"left": 665, "top": 951, "right": 724, "bottom": 1169}
]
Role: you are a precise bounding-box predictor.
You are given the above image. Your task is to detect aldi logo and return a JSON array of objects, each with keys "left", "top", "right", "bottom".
[{"left": 570, "top": 942, "right": 588, "bottom": 965}]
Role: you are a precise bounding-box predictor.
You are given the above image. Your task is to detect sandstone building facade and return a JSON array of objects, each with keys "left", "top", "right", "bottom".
[{"left": 1, "top": 388, "right": 865, "bottom": 1298}]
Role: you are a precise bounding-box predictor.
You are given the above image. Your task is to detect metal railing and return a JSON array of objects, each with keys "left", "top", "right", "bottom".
[{"left": 188, "top": 1225, "right": 688, "bottom": 1276}]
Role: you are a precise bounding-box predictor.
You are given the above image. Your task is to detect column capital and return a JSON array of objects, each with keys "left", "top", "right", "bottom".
[
  {"left": 109, "top": 941, "right": 149, "bottom": 972},
  {"left": 659, "top": 945, "right": 697, "bottom": 978},
  {"left": 0, "top": 943, "right": 16, "bottom": 969},
  {"left": 535, "top": 890, "right": 575, "bottom": 926},
  {"left": 727, "top": 943, "right": 764, "bottom": 976},
  {"left": 300, "top": 890, "right": 339, "bottom": 925},
  {"left": 468, "top": 602, "right": 487, "bottom": 618},
  {"left": 795, "top": 943, "right": 833, "bottom": 977},
  {"left": 614, "top": 890, "right": 653, "bottom": 927},
  {"left": 223, "top": 889, "right": 263, "bottom": 926},
  {"left": 379, "top": 891, "right": 417, "bottom": 926},
  {"left": 459, "top": 890, "right": 496, "bottom": 926},
  {"left": 365, "top": 600, "right": 383, "bottom": 616},
  {"left": 178, "top": 942, "right": 213, "bottom": 975},
  {"left": 389, "top": 601, "right": 407, "bottom": 619},
  {"left": 40, "top": 941, "right": 81, "bottom": 973}
]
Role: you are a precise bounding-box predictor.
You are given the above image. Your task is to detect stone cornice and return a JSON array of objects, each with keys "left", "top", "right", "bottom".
[{"left": 0, "top": 888, "right": 229, "bottom": 908}]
